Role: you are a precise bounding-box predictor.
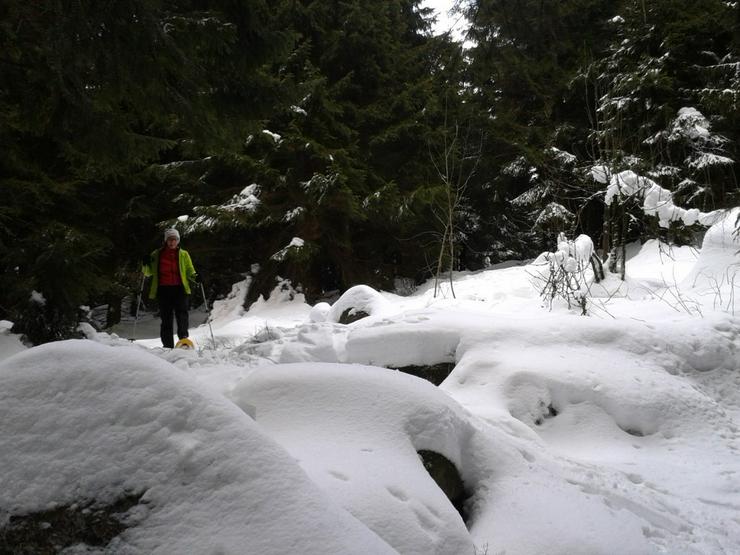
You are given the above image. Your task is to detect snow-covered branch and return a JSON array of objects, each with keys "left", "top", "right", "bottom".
[{"left": 594, "top": 168, "right": 723, "bottom": 228}]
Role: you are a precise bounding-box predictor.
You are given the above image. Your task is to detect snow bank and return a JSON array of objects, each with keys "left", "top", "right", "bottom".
[
  {"left": 0, "top": 341, "right": 395, "bottom": 554},
  {"left": 208, "top": 278, "right": 249, "bottom": 324},
  {"left": 342, "top": 310, "right": 475, "bottom": 368},
  {"left": 251, "top": 308, "right": 489, "bottom": 368},
  {"left": 446, "top": 313, "right": 740, "bottom": 554},
  {"left": 683, "top": 207, "right": 740, "bottom": 311}
]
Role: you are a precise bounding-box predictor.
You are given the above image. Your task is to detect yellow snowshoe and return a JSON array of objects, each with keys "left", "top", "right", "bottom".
[{"left": 175, "top": 338, "right": 195, "bottom": 350}]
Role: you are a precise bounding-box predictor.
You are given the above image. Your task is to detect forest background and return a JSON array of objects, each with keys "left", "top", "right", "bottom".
[{"left": 1, "top": 0, "right": 738, "bottom": 344}]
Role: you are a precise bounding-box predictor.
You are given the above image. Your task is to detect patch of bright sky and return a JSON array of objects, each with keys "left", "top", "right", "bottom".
[{"left": 421, "top": 0, "right": 469, "bottom": 41}]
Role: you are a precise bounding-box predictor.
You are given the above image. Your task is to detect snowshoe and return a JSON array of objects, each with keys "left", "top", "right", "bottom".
[{"left": 175, "top": 338, "right": 195, "bottom": 350}]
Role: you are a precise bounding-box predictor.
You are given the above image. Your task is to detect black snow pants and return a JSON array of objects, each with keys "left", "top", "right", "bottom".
[{"left": 158, "top": 285, "right": 189, "bottom": 348}]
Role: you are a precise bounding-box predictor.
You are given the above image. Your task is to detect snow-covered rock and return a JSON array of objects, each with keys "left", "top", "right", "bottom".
[
  {"left": 0, "top": 341, "right": 395, "bottom": 554},
  {"left": 328, "top": 285, "right": 396, "bottom": 323},
  {"left": 232, "top": 362, "right": 476, "bottom": 555}
]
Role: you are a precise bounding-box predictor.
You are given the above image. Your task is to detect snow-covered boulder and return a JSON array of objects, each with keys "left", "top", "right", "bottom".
[
  {"left": 0, "top": 341, "right": 394, "bottom": 554},
  {"left": 328, "top": 285, "right": 395, "bottom": 324},
  {"left": 232, "top": 362, "right": 477, "bottom": 555},
  {"left": 309, "top": 301, "right": 332, "bottom": 322}
]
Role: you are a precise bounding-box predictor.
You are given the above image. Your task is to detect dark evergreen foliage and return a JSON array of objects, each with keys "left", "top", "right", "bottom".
[
  {"left": 0, "top": 0, "right": 288, "bottom": 342},
  {"left": 179, "top": 0, "right": 462, "bottom": 303},
  {"left": 463, "top": 0, "right": 738, "bottom": 254}
]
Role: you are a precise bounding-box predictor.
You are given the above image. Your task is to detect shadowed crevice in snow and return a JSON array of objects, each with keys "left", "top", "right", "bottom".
[
  {"left": 339, "top": 308, "right": 370, "bottom": 324},
  {"left": 391, "top": 362, "right": 456, "bottom": 386},
  {"left": 417, "top": 450, "right": 470, "bottom": 524},
  {"left": 0, "top": 491, "right": 146, "bottom": 555},
  {"left": 619, "top": 426, "right": 647, "bottom": 437},
  {"left": 533, "top": 402, "right": 559, "bottom": 426}
]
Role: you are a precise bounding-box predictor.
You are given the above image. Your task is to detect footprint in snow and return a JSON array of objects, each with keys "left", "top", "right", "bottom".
[
  {"left": 328, "top": 470, "right": 349, "bottom": 481},
  {"left": 386, "top": 486, "right": 409, "bottom": 502}
]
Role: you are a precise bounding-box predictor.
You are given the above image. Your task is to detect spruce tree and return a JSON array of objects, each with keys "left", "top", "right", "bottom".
[
  {"left": 178, "top": 0, "right": 463, "bottom": 303},
  {"left": 461, "top": 0, "right": 617, "bottom": 255},
  {"left": 590, "top": 0, "right": 738, "bottom": 258}
]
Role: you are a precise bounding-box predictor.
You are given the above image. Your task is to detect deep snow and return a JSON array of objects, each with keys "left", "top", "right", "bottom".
[{"left": 1, "top": 209, "right": 739, "bottom": 554}]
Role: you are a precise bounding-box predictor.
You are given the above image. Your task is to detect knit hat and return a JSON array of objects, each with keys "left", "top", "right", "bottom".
[{"left": 164, "top": 228, "right": 180, "bottom": 242}]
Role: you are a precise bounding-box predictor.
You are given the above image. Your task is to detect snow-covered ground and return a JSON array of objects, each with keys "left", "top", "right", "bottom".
[{"left": 1, "top": 209, "right": 739, "bottom": 554}]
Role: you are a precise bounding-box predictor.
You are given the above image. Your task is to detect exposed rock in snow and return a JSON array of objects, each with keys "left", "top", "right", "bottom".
[{"left": 327, "top": 285, "right": 396, "bottom": 324}]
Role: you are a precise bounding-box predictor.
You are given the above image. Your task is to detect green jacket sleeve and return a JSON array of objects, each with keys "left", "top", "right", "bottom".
[{"left": 179, "top": 249, "right": 197, "bottom": 294}]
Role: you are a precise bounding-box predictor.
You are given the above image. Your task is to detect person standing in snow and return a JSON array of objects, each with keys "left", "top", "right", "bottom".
[{"left": 142, "top": 228, "right": 198, "bottom": 348}]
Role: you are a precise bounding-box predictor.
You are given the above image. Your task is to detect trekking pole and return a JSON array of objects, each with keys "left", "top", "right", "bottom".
[
  {"left": 131, "top": 274, "right": 146, "bottom": 341},
  {"left": 200, "top": 281, "right": 216, "bottom": 349}
]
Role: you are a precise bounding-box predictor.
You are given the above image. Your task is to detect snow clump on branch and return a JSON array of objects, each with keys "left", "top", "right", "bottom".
[
  {"left": 535, "top": 233, "right": 595, "bottom": 274},
  {"left": 531, "top": 233, "right": 602, "bottom": 314},
  {"left": 598, "top": 170, "right": 723, "bottom": 228}
]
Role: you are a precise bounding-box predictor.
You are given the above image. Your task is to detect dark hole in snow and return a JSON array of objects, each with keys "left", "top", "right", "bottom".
[
  {"left": 0, "top": 491, "right": 146, "bottom": 554},
  {"left": 390, "top": 363, "right": 456, "bottom": 386},
  {"left": 621, "top": 427, "right": 646, "bottom": 437},
  {"left": 417, "top": 450, "right": 470, "bottom": 524},
  {"left": 339, "top": 308, "right": 370, "bottom": 324},
  {"left": 534, "top": 403, "right": 559, "bottom": 426}
]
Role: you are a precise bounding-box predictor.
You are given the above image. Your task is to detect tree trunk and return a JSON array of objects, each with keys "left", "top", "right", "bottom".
[
  {"left": 620, "top": 202, "right": 627, "bottom": 280},
  {"left": 447, "top": 199, "right": 456, "bottom": 298},
  {"left": 434, "top": 225, "right": 450, "bottom": 298},
  {"left": 608, "top": 202, "right": 619, "bottom": 274}
]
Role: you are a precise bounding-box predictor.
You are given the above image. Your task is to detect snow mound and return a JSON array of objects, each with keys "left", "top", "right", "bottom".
[
  {"left": 452, "top": 315, "right": 737, "bottom": 435},
  {"left": 683, "top": 207, "right": 740, "bottom": 311},
  {"left": 208, "top": 278, "right": 249, "bottom": 324},
  {"left": 0, "top": 341, "right": 394, "bottom": 554},
  {"left": 309, "top": 301, "right": 331, "bottom": 322},
  {"left": 232, "top": 362, "right": 476, "bottom": 555},
  {"left": 342, "top": 310, "right": 474, "bottom": 368},
  {"left": 587, "top": 240, "right": 701, "bottom": 305},
  {"left": 328, "top": 285, "right": 396, "bottom": 323}
]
